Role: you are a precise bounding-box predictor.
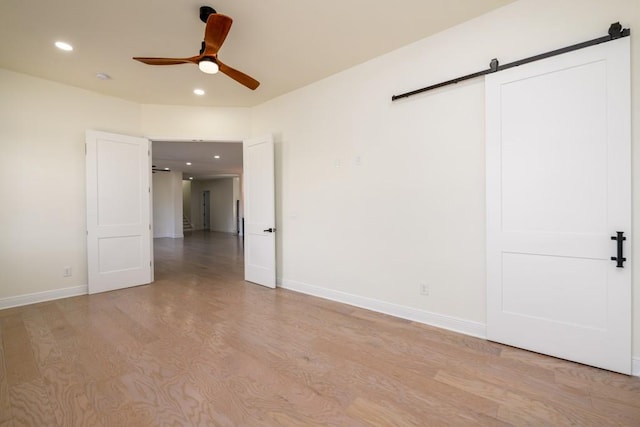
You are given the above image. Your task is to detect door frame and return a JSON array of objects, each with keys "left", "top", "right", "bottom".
[
  {"left": 146, "top": 137, "right": 247, "bottom": 271},
  {"left": 202, "top": 190, "right": 211, "bottom": 231}
]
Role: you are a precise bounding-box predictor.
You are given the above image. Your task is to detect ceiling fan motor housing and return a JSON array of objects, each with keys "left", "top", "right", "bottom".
[{"left": 200, "top": 6, "right": 216, "bottom": 23}]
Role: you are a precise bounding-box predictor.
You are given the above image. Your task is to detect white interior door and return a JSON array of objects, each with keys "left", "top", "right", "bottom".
[
  {"left": 86, "top": 130, "right": 152, "bottom": 294},
  {"left": 486, "top": 38, "right": 631, "bottom": 374},
  {"left": 243, "top": 135, "right": 276, "bottom": 288}
]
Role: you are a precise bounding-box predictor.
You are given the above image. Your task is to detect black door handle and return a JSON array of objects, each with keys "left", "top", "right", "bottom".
[
  {"left": 263, "top": 228, "right": 276, "bottom": 233},
  {"left": 611, "top": 231, "right": 626, "bottom": 268}
]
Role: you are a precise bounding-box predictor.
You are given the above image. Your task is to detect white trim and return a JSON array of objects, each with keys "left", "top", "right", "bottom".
[
  {"left": 279, "top": 279, "right": 486, "bottom": 339},
  {"left": 4, "top": 280, "right": 637, "bottom": 376},
  {"left": 0, "top": 285, "right": 88, "bottom": 310},
  {"left": 633, "top": 357, "right": 640, "bottom": 377},
  {"left": 279, "top": 279, "right": 640, "bottom": 377},
  {"left": 146, "top": 136, "right": 245, "bottom": 143}
]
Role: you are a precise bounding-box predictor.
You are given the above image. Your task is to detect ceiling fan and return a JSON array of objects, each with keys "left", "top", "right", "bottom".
[
  {"left": 152, "top": 165, "right": 171, "bottom": 173},
  {"left": 133, "top": 6, "right": 259, "bottom": 90}
]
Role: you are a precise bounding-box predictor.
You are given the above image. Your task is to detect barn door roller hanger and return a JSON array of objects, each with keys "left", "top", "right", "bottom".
[{"left": 391, "top": 22, "right": 630, "bottom": 102}]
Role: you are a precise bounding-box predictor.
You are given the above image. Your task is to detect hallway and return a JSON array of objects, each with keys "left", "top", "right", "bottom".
[{"left": 154, "top": 231, "right": 245, "bottom": 282}]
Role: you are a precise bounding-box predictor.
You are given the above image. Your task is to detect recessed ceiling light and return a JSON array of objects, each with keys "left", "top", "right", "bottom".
[
  {"left": 189, "top": 177, "right": 194, "bottom": 180},
  {"left": 164, "top": 167, "right": 170, "bottom": 170},
  {"left": 186, "top": 162, "right": 192, "bottom": 166},
  {"left": 96, "top": 73, "right": 111, "bottom": 80},
  {"left": 193, "top": 88, "right": 205, "bottom": 96},
  {"left": 214, "top": 155, "right": 220, "bottom": 159},
  {"left": 55, "top": 41, "right": 73, "bottom": 51}
]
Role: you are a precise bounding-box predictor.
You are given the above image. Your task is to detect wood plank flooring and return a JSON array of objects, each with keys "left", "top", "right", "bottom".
[{"left": 1, "top": 231, "right": 639, "bottom": 426}]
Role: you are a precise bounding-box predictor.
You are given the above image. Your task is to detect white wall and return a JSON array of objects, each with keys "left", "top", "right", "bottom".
[
  {"left": 0, "top": 72, "right": 251, "bottom": 306},
  {"left": 141, "top": 104, "right": 250, "bottom": 140},
  {"left": 0, "top": 73, "right": 250, "bottom": 308},
  {"left": 252, "top": 0, "right": 640, "bottom": 354},
  {"left": 190, "top": 178, "right": 236, "bottom": 232},
  {"left": 0, "top": 69, "right": 142, "bottom": 301},
  {"left": 152, "top": 170, "right": 183, "bottom": 238}
]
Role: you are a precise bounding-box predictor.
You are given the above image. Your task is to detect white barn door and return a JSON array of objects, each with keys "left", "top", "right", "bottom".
[
  {"left": 243, "top": 135, "right": 276, "bottom": 288},
  {"left": 86, "top": 130, "right": 153, "bottom": 294},
  {"left": 486, "top": 38, "right": 631, "bottom": 374}
]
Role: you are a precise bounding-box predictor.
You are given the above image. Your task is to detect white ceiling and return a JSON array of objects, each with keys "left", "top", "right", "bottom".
[
  {"left": 153, "top": 140, "right": 242, "bottom": 180},
  {"left": 0, "top": 0, "right": 514, "bottom": 108},
  {"left": 2, "top": 0, "right": 514, "bottom": 178}
]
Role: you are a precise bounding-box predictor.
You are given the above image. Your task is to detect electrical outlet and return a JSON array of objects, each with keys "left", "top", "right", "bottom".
[
  {"left": 63, "top": 267, "right": 72, "bottom": 277},
  {"left": 419, "top": 283, "right": 429, "bottom": 296}
]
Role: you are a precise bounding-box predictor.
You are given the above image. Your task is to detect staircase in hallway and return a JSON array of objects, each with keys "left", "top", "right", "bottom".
[{"left": 183, "top": 215, "right": 194, "bottom": 233}]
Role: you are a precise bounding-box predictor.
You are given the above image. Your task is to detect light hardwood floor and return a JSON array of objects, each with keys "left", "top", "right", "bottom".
[{"left": 1, "top": 231, "right": 639, "bottom": 426}]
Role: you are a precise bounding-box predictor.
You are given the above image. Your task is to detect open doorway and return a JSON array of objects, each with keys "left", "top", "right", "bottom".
[
  {"left": 202, "top": 190, "right": 211, "bottom": 231},
  {"left": 151, "top": 140, "right": 243, "bottom": 233},
  {"left": 184, "top": 177, "right": 241, "bottom": 234},
  {"left": 151, "top": 140, "right": 244, "bottom": 276}
]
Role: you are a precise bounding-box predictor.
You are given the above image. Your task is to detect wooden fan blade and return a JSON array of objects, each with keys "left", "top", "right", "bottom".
[
  {"left": 133, "top": 56, "right": 199, "bottom": 65},
  {"left": 218, "top": 60, "right": 260, "bottom": 90},
  {"left": 203, "top": 14, "right": 233, "bottom": 55}
]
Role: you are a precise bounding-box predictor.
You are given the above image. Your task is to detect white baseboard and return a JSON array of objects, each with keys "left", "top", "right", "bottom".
[
  {"left": 4, "top": 279, "right": 638, "bottom": 377},
  {"left": 0, "top": 285, "right": 88, "bottom": 310},
  {"left": 279, "top": 279, "right": 486, "bottom": 339},
  {"left": 280, "top": 279, "right": 640, "bottom": 377}
]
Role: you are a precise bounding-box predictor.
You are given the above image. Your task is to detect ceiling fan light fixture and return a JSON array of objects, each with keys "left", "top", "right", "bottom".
[
  {"left": 133, "top": 12, "right": 259, "bottom": 89},
  {"left": 198, "top": 58, "right": 219, "bottom": 74}
]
